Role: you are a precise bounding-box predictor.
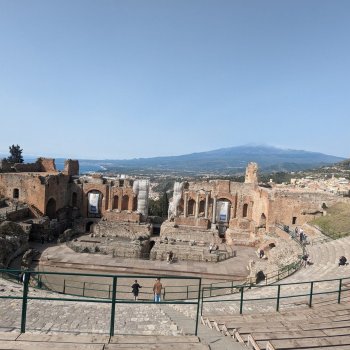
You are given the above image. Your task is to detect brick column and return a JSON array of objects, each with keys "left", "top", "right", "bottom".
[{"left": 205, "top": 192, "right": 209, "bottom": 219}]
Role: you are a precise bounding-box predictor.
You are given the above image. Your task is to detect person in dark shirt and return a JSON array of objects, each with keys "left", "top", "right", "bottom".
[{"left": 131, "top": 280, "right": 142, "bottom": 300}]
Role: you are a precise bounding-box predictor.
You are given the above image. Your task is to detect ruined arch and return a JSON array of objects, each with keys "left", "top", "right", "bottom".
[
  {"left": 188, "top": 199, "right": 195, "bottom": 216},
  {"left": 122, "top": 195, "right": 129, "bottom": 211},
  {"left": 243, "top": 203, "right": 248, "bottom": 218},
  {"left": 46, "top": 198, "right": 57, "bottom": 219}
]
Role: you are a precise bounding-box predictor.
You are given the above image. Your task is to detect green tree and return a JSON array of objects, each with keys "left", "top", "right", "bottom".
[
  {"left": 148, "top": 192, "right": 169, "bottom": 218},
  {"left": 7, "top": 144, "right": 24, "bottom": 163}
]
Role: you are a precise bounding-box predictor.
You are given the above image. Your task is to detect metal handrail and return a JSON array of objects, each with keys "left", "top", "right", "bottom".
[
  {"left": 201, "top": 276, "right": 350, "bottom": 315},
  {"left": 0, "top": 269, "right": 202, "bottom": 336}
]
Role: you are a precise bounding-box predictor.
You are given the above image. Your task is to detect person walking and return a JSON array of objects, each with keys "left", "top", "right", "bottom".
[
  {"left": 131, "top": 280, "right": 142, "bottom": 301},
  {"left": 153, "top": 278, "right": 163, "bottom": 303}
]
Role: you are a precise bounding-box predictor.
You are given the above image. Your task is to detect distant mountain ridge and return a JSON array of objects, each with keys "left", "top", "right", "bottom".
[
  {"left": 2, "top": 145, "right": 345, "bottom": 175},
  {"left": 80, "top": 145, "right": 345, "bottom": 174}
]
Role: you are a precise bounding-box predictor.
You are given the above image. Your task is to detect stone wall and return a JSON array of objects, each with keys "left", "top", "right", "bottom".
[
  {"left": 93, "top": 221, "right": 151, "bottom": 240},
  {"left": 63, "top": 159, "right": 79, "bottom": 176}
]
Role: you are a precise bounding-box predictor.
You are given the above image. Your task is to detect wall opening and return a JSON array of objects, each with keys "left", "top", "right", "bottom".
[
  {"left": 243, "top": 203, "right": 248, "bottom": 218},
  {"left": 85, "top": 221, "right": 94, "bottom": 233},
  {"left": 13, "top": 188, "right": 19, "bottom": 199},
  {"left": 292, "top": 216, "right": 297, "bottom": 224}
]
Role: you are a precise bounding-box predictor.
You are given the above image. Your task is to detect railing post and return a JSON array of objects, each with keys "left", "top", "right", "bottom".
[
  {"left": 109, "top": 276, "right": 117, "bottom": 337},
  {"left": 276, "top": 284, "right": 281, "bottom": 312},
  {"left": 63, "top": 279, "right": 66, "bottom": 294},
  {"left": 309, "top": 281, "right": 314, "bottom": 308},
  {"left": 338, "top": 279, "right": 342, "bottom": 304},
  {"left": 195, "top": 278, "right": 202, "bottom": 336},
  {"left": 186, "top": 285, "right": 189, "bottom": 299},
  {"left": 83, "top": 282, "right": 86, "bottom": 297},
  {"left": 200, "top": 287, "right": 204, "bottom": 316},
  {"left": 108, "top": 284, "right": 111, "bottom": 299},
  {"left": 266, "top": 274, "right": 268, "bottom": 285},
  {"left": 231, "top": 281, "right": 234, "bottom": 294},
  {"left": 239, "top": 287, "right": 244, "bottom": 314},
  {"left": 210, "top": 283, "right": 212, "bottom": 297},
  {"left": 163, "top": 287, "right": 166, "bottom": 300},
  {"left": 20, "top": 272, "right": 30, "bottom": 333}
]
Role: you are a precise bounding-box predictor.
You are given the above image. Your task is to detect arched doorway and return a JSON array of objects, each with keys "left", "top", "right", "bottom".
[{"left": 46, "top": 198, "right": 57, "bottom": 219}]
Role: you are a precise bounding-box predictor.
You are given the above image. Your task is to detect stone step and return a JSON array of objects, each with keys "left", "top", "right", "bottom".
[{"left": 0, "top": 333, "right": 209, "bottom": 350}]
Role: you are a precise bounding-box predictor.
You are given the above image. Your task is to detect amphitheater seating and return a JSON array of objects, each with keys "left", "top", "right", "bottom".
[
  {"left": 202, "top": 301, "right": 350, "bottom": 349},
  {"left": 195, "top": 234, "right": 350, "bottom": 349}
]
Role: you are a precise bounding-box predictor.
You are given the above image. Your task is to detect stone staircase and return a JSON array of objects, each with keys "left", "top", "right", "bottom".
[{"left": 201, "top": 300, "right": 350, "bottom": 349}]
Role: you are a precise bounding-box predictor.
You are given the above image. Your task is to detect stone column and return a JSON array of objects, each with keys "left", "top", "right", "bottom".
[
  {"left": 205, "top": 192, "right": 209, "bottom": 219},
  {"left": 212, "top": 196, "right": 217, "bottom": 224},
  {"left": 184, "top": 192, "right": 188, "bottom": 217},
  {"left": 118, "top": 191, "right": 123, "bottom": 210},
  {"left": 195, "top": 192, "right": 200, "bottom": 218}
]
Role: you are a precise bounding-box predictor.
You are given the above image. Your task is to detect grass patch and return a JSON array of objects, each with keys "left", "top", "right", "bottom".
[{"left": 311, "top": 202, "right": 350, "bottom": 239}]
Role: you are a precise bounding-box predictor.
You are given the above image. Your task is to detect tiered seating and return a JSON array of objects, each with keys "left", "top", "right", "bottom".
[
  {"left": 202, "top": 301, "right": 350, "bottom": 349},
  {"left": 196, "top": 235, "right": 350, "bottom": 349}
]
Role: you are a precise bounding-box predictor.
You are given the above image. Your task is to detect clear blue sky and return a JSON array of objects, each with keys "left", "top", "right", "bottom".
[{"left": 0, "top": 0, "right": 349, "bottom": 159}]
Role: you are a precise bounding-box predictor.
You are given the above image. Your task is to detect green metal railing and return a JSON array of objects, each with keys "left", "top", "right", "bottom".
[
  {"left": 200, "top": 276, "right": 350, "bottom": 316},
  {"left": 0, "top": 269, "right": 202, "bottom": 336}
]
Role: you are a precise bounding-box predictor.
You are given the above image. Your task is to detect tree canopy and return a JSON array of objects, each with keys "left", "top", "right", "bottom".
[{"left": 7, "top": 144, "right": 24, "bottom": 163}]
